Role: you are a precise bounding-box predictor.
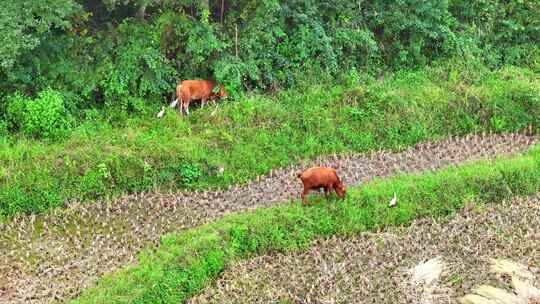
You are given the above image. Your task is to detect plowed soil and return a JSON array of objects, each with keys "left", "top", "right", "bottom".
[
  {"left": 189, "top": 193, "right": 540, "bottom": 304},
  {"left": 0, "top": 133, "right": 537, "bottom": 303}
]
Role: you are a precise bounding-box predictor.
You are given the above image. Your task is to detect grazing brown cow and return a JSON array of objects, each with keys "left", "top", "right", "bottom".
[
  {"left": 297, "top": 167, "right": 346, "bottom": 204},
  {"left": 169, "top": 80, "right": 227, "bottom": 115}
]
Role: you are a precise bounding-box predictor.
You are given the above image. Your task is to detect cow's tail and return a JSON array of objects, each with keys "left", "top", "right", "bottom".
[{"left": 169, "top": 84, "right": 181, "bottom": 108}]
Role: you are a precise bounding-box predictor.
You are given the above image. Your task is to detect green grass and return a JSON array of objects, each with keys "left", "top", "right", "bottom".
[
  {"left": 71, "top": 144, "right": 540, "bottom": 304},
  {"left": 1, "top": 62, "right": 539, "bottom": 219}
]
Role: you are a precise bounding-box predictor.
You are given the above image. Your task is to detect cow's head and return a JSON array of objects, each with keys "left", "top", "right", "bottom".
[
  {"left": 335, "top": 182, "right": 346, "bottom": 199},
  {"left": 212, "top": 84, "right": 228, "bottom": 99},
  {"left": 217, "top": 85, "right": 228, "bottom": 98}
]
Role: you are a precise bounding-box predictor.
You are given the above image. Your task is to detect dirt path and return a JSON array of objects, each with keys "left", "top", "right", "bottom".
[
  {"left": 190, "top": 193, "right": 540, "bottom": 304},
  {"left": 0, "top": 133, "right": 537, "bottom": 303}
]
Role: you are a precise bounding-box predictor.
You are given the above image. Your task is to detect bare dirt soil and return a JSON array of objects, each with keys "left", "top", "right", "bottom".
[
  {"left": 189, "top": 193, "right": 540, "bottom": 304},
  {"left": 0, "top": 133, "right": 536, "bottom": 303}
]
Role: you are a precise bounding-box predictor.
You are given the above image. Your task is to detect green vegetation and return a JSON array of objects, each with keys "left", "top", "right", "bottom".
[
  {"left": 1, "top": 0, "right": 539, "bottom": 301},
  {"left": 1, "top": 0, "right": 539, "bottom": 101},
  {"left": 1, "top": 63, "right": 539, "bottom": 219},
  {"left": 1, "top": 0, "right": 539, "bottom": 218},
  {"left": 4, "top": 89, "right": 74, "bottom": 140},
  {"left": 72, "top": 144, "right": 540, "bottom": 303}
]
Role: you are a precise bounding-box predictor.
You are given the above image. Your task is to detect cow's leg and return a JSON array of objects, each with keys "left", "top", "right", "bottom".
[
  {"left": 333, "top": 182, "right": 343, "bottom": 198},
  {"left": 179, "top": 101, "right": 184, "bottom": 115},
  {"left": 324, "top": 186, "right": 331, "bottom": 197},
  {"left": 183, "top": 102, "right": 188, "bottom": 115},
  {"left": 301, "top": 189, "right": 309, "bottom": 205},
  {"left": 181, "top": 97, "right": 190, "bottom": 115},
  {"left": 176, "top": 101, "right": 182, "bottom": 115},
  {"left": 201, "top": 98, "right": 207, "bottom": 109}
]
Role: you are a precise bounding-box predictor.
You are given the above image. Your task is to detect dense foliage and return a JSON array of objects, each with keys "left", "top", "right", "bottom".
[
  {"left": 0, "top": 0, "right": 538, "bottom": 130},
  {"left": 5, "top": 89, "right": 74, "bottom": 140}
]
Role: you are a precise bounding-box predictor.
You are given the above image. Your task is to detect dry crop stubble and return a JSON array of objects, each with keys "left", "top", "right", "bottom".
[
  {"left": 189, "top": 194, "right": 540, "bottom": 304},
  {"left": 0, "top": 132, "right": 537, "bottom": 303}
]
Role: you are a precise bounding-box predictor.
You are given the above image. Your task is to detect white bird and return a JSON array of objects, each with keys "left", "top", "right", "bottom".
[
  {"left": 210, "top": 106, "right": 218, "bottom": 116},
  {"left": 169, "top": 98, "right": 178, "bottom": 108},
  {"left": 389, "top": 192, "right": 397, "bottom": 208},
  {"left": 157, "top": 106, "right": 165, "bottom": 118}
]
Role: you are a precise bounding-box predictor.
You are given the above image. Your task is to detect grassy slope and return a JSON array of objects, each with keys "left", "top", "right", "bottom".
[
  {"left": 72, "top": 145, "right": 540, "bottom": 303},
  {"left": 1, "top": 63, "right": 539, "bottom": 219}
]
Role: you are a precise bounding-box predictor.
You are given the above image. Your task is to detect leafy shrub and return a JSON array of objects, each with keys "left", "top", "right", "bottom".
[
  {"left": 450, "top": 0, "right": 540, "bottom": 67},
  {"left": 5, "top": 89, "right": 73, "bottom": 139},
  {"left": 0, "top": 0, "right": 81, "bottom": 71},
  {"left": 0, "top": 118, "right": 7, "bottom": 137},
  {"left": 178, "top": 162, "right": 203, "bottom": 186},
  {"left": 99, "top": 21, "right": 177, "bottom": 109}
]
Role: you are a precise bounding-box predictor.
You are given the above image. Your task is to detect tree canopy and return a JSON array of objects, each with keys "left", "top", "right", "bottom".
[{"left": 0, "top": 0, "right": 538, "bottom": 110}]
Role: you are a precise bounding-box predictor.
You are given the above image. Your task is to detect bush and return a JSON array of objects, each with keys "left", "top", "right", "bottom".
[
  {"left": 0, "top": 119, "right": 7, "bottom": 137},
  {"left": 5, "top": 89, "right": 73, "bottom": 139},
  {"left": 178, "top": 162, "right": 203, "bottom": 186}
]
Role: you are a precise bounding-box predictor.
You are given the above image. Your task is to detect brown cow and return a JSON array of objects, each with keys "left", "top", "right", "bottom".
[
  {"left": 297, "top": 167, "right": 346, "bottom": 204},
  {"left": 169, "top": 80, "right": 227, "bottom": 115}
]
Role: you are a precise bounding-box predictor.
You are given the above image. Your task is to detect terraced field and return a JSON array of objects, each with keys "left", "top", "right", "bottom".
[
  {"left": 189, "top": 193, "right": 540, "bottom": 304},
  {"left": 0, "top": 132, "right": 537, "bottom": 303}
]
